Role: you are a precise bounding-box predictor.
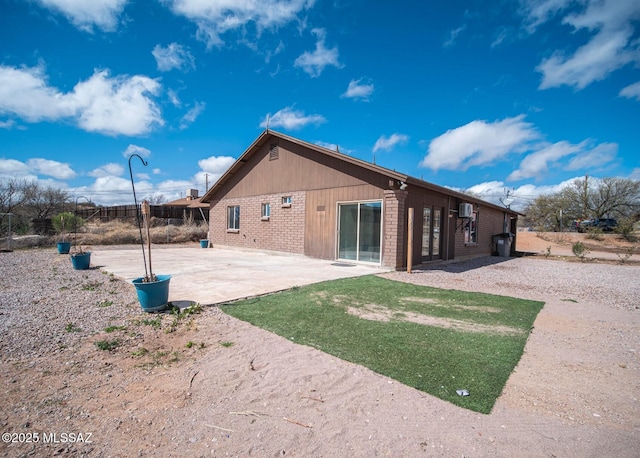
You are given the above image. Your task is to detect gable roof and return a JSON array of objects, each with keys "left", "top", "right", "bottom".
[{"left": 201, "top": 130, "right": 519, "bottom": 216}]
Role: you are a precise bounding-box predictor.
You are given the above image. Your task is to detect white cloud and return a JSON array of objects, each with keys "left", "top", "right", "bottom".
[
  {"left": 565, "top": 142, "right": 618, "bottom": 170},
  {"left": 519, "top": 0, "right": 572, "bottom": 33},
  {"left": 620, "top": 81, "right": 640, "bottom": 101},
  {"left": 152, "top": 43, "right": 196, "bottom": 72},
  {"left": 421, "top": 115, "right": 540, "bottom": 170},
  {"left": 27, "top": 158, "right": 76, "bottom": 180},
  {"left": 88, "top": 163, "right": 125, "bottom": 178},
  {"left": 196, "top": 155, "right": 236, "bottom": 188},
  {"left": 507, "top": 140, "right": 584, "bottom": 180},
  {"left": 72, "top": 70, "right": 163, "bottom": 135},
  {"left": 0, "top": 119, "right": 16, "bottom": 129},
  {"left": 525, "top": 0, "right": 640, "bottom": 90},
  {"left": 373, "top": 133, "right": 409, "bottom": 153},
  {"left": 260, "top": 106, "right": 326, "bottom": 130},
  {"left": 123, "top": 144, "right": 151, "bottom": 159},
  {"left": 342, "top": 79, "right": 374, "bottom": 101},
  {"left": 164, "top": 0, "right": 315, "bottom": 48},
  {"left": 0, "top": 65, "right": 77, "bottom": 122},
  {"left": 294, "top": 28, "right": 342, "bottom": 77},
  {"left": 0, "top": 158, "right": 30, "bottom": 177},
  {"left": 167, "top": 89, "right": 181, "bottom": 107},
  {"left": 179, "top": 101, "right": 206, "bottom": 129},
  {"left": 0, "top": 157, "right": 75, "bottom": 181},
  {"left": 36, "top": 0, "right": 128, "bottom": 32},
  {"left": 0, "top": 65, "right": 163, "bottom": 136},
  {"left": 198, "top": 156, "right": 236, "bottom": 174},
  {"left": 444, "top": 25, "right": 466, "bottom": 47}
]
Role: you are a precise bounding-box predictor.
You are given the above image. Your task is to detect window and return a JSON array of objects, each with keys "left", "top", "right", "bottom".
[
  {"left": 464, "top": 210, "right": 478, "bottom": 244},
  {"left": 227, "top": 206, "right": 240, "bottom": 231},
  {"left": 281, "top": 196, "right": 292, "bottom": 207},
  {"left": 261, "top": 203, "right": 270, "bottom": 220}
]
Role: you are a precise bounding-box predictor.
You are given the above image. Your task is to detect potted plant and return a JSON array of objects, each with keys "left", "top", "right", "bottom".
[
  {"left": 129, "top": 154, "right": 171, "bottom": 313},
  {"left": 52, "top": 211, "right": 73, "bottom": 254},
  {"left": 70, "top": 244, "right": 91, "bottom": 270},
  {"left": 69, "top": 197, "right": 91, "bottom": 269}
]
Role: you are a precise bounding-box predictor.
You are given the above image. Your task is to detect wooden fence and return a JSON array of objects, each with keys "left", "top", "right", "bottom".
[{"left": 75, "top": 205, "right": 209, "bottom": 222}]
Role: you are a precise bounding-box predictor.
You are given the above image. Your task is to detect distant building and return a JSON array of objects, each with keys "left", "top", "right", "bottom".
[{"left": 201, "top": 130, "right": 518, "bottom": 269}]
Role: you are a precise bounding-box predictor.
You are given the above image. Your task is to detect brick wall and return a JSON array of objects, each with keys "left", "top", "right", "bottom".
[
  {"left": 383, "top": 189, "right": 408, "bottom": 269},
  {"left": 208, "top": 191, "right": 306, "bottom": 254},
  {"left": 453, "top": 205, "right": 508, "bottom": 260}
]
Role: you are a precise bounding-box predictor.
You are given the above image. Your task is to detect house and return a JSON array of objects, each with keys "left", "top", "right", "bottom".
[
  {"left": 163, "top": 189, "right": 209, "bottom": 222},
  {"left": 200, "top": 130, "right": 519, "bottom": 269}
]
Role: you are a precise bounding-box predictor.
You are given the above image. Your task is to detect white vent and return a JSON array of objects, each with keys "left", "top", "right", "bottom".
[{"left": 459, "top": 203, "right": 473, "bottom": 218}]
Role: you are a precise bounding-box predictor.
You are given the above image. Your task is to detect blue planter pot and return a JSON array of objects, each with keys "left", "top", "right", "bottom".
[
  {"left": 70, "top": 252, "right": 91, "bottom": 270},
  {"left": 57, "top": 242, "right": 71, "bottom": 254},
  {"left": 132, "top": 275, "right": 171, "bottom": 312},
  {"left": 200, "top": 239, "right": 209, "bottom": 248}
]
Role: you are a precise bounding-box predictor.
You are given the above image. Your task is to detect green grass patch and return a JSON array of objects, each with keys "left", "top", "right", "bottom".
[
  {"left": 220, "top": 276, "right": 544, "bottom": 414},
  {"left": 94, "top": 339, "right": 121, "bottom": 351},
  {"left": 64, "top": 323, "right": 81, "bottom": 333},
  {"left": 104, "top": 325, "right": 127, "bottom": 333}
]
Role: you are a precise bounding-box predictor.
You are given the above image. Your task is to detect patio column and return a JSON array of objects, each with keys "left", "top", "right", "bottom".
[{"left": 383, "top": 189, "right": 408, "bottom": 269}]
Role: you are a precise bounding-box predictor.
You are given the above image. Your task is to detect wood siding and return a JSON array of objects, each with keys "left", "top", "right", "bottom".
[
  {"left": 305, "top": 185, "right": 384, "bottom": 260},
  {"left": 210, "top": 138, "right": 391, "bottom": 199}
]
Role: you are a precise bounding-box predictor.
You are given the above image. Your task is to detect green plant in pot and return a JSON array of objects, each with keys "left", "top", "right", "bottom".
[
  {"left": 69, "top": 197, "right": 91, "bottom": 270},
  {"left": 52, "top": 211, "right": 75, "bottom": 254}
]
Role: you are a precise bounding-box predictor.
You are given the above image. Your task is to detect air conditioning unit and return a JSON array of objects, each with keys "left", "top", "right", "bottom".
[{"left": 459, "top": 203, "right": 473, "bottom": 218}]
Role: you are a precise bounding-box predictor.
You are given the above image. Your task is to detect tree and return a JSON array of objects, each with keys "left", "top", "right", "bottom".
[
  {"left": 523, "top": 176, "right": 640, "bottom": 231},
  {"left": 24, "top": 186, "right": 71, "bottom": 219},
  {"left": 0, "top": 178, "right": 71, "bottom": 234}
]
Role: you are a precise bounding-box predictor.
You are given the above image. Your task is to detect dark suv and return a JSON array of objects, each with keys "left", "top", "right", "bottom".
[{"left": 593, "top": 218, "right": 617, "bottom": 232}]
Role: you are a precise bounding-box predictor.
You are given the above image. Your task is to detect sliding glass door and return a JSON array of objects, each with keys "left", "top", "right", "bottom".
[{"left": 338, "top": 201, "right": 382, "bottom": 263}]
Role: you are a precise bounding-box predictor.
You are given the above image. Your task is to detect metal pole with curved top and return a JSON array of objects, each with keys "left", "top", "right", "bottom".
[{"left": 129, "top": 154, "right": 149, "bottom": 281}]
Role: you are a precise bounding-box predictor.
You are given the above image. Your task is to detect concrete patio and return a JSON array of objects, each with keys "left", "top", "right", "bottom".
[{"left": 91, "top": 244, "right": 390, "bottom": 306}]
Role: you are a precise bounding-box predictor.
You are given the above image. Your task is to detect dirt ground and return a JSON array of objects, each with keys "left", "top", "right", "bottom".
[{"left": 1, "top": 233, "right": 638, "bottom": 457}]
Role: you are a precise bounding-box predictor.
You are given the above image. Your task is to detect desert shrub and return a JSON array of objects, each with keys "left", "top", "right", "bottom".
[
  {"left": 52, "top": 212, "right": 85, "bottom": 237},
  {"left": 616, "top": 217, "right": 637, "bottom": 242},
  {"left": 585, "top": 227, "right": 603, "bottom": 240},
  {"left": 572, "top": 241, "right": 590, "bottom": 260}
]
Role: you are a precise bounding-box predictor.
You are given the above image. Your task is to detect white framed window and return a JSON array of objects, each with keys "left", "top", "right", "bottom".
[
  {"left": 281, "top": 196, "right": 292, "bottom": 207},
  {"left": 464, "top": 210, "right": 478, "bottom": 244},
  {"left": 261, "top": 203, "right": 270, "bottom": 220},
  {"left": 227, "top": 205, "right": 240, "bottom": 231}
]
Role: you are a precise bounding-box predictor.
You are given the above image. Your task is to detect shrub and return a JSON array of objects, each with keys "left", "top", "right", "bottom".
[{"left": 572, "top": 241, "right": 590, "bottom": 260}]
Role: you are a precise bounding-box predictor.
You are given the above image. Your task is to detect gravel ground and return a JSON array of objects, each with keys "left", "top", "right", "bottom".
[
  {"left": 0, "top": 248, "right": 141, "bottom": 362},
  {"left": 1, "top": 247, "right": 638, "bottom": 457},
  {"left": 382, "top": 256, "right": 640, "bottom": 312}
]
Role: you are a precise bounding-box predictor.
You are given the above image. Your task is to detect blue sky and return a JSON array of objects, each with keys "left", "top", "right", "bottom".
[{"left": 1, "top": 0, "right": 639, "bottom": 209}]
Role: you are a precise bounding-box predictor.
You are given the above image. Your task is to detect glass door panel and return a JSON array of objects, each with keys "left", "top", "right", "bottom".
[
  {"left": 358, "top": 202, "right": 381, "bottom": 262},
  {"left": 422, "top": 207, "right": 431, "bottom": 259},
  {"left": 338, "top": 204, "right": 358, "bottom": 260},
  {"left": 432, "top": 208, "right": 441, "bottom": 259}
]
